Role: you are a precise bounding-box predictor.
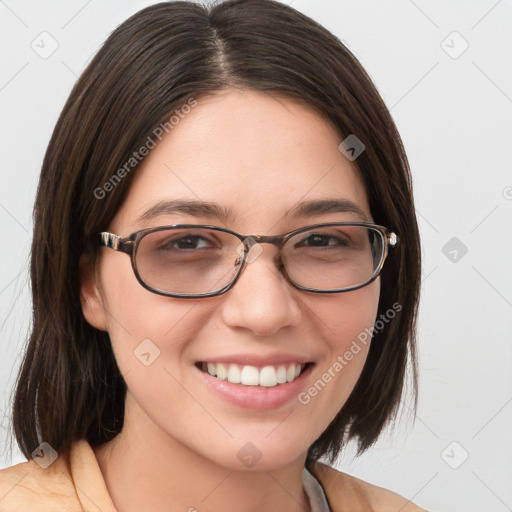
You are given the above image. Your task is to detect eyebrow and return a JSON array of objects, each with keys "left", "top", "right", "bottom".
[
  {"left": 287, "top": 198, "right": 368, "bottom": 222},
  {"left": 137, "top": 198, "right": 368, "bottom": 225},
  {"left": 138, "top": 199, "right": 235, "bottom": 224}
]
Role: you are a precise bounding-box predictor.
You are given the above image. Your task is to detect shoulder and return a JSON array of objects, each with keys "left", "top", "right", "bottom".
[
  {"left": 0, "top": 456, "right": 77, "bottom": 511},
  {"left": 308, "top": 461, "right": 427, "bottom": 512},
  {"left": 0, "top": 442, "right": 84, "bottom": 511}
]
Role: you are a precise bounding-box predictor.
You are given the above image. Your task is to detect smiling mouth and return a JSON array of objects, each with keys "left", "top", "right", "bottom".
[{"left": 196, "top": 361, "right": 313, "bottom": 388}]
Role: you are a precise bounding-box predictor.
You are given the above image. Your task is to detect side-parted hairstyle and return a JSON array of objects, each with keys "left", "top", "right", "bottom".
[{"left": 12, "top": 0, "right": 421, "bottom": 466}]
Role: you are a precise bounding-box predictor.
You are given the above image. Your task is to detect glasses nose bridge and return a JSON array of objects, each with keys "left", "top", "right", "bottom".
[
  {"left": 241, "top": 234, "right": 286, "bottom": 256},
  {"left": 235, "top": 234, "right": 286, "bottom": 283}
]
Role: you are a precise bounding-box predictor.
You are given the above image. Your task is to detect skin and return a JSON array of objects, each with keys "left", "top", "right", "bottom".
[{"left": 81, "top": 88, "right": 380, "bottom": 512}]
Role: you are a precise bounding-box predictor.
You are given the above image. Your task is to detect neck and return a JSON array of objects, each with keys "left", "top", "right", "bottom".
[{"left": 94, "top": 393, "right": 311, "bottom": 512}]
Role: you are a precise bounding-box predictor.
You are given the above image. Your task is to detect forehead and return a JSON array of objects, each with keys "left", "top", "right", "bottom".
[{"left": 112, "top": 88, "right": 371, "bottom": 232}]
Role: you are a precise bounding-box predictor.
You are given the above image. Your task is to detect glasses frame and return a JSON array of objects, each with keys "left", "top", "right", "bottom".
[{"left": 99, "top": 222, "right": 398, "bottom": 299}]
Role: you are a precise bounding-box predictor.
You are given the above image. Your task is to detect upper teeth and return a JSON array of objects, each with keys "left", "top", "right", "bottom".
[{"left": 202, "top": 362, "right": 304, "bottom": 387}]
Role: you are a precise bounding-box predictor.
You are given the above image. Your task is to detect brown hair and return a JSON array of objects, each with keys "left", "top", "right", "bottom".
[{"left": 11, "top": 0, "right": 420, "bottom": 466}]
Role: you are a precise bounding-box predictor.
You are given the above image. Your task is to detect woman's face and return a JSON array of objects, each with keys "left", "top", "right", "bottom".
[{"left": 82, "top": 88, "right": 380, "bottom": 471}]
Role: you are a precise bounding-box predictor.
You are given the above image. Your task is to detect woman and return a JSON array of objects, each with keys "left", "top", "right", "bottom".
[{"left": 0, "top": 1, "right": 423, "bottom": 510}]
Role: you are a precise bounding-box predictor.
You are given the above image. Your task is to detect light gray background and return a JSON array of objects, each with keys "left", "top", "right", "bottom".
[{"left": 1, "top": 1, "right": 511, "bottom": 511}]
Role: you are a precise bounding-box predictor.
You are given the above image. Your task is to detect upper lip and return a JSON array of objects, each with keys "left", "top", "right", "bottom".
[{"left": 196, "top": 353, "right": 314, "bottom": 367}]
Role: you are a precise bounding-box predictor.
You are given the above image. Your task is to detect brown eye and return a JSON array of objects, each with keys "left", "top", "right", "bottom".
[
  {"left": 160, "top": 234, "right": 214, "bottom": 251},
  {"left": 294, "top": 233, "right": 348, "bottom": 248}
]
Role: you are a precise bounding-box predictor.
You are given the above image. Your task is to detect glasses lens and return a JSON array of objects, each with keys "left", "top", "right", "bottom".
[
  {"left": 133, "top": 224, "right": 386, "bottom": 296},
  {"left": 135, "top": 228, "right": 242, "bottom": 295},
  {"left": 283, "top": 225, "right": 384, "bottom": 291}
]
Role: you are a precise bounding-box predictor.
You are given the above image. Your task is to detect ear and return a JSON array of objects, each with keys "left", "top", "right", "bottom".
[{"left": 79, "top": 253, "right": 109, "bottom": 331}]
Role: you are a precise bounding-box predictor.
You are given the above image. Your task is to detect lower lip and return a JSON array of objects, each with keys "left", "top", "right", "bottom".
[{"left": 194, "top": 364, "right": 314, "bottom": 410}]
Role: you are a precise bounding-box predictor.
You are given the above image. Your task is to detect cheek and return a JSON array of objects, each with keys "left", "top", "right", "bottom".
[
  {"left": 306, "top": 278, "right": 380, "bottom": 349},
  {"left": 295, "top": 280, "right": 379, "bottom": 426},
  {"left": 97, "top": 259, "right": 222, "bottom": 438},
  {"left": 96, "top": 253, "right": 214, "bottom": 374}
]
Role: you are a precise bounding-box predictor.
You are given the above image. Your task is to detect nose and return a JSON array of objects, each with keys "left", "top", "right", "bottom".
[{"left": 219, "top": 242, "right": 302, "bottom": 336}]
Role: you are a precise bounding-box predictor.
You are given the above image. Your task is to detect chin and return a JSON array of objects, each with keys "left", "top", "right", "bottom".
[{"left": 203, "top": 434, "right": 311, "bottom": 472}]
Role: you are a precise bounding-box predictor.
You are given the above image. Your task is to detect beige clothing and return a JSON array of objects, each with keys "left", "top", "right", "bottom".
[{"left": 0, "top": 440, "right": 426, "bottom": 511}]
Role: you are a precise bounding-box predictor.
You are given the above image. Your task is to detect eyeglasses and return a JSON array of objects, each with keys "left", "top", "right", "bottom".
[{"left": 99, "top": 222, "right": 398, "bottom": 298}]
